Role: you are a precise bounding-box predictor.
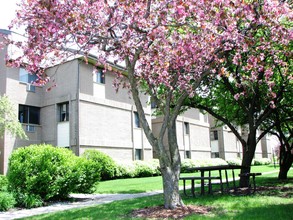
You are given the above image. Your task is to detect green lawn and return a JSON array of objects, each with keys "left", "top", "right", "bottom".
[
  {"left": 21, "top": 166, "right": 293, "bottom": 220},
  {"left": 95, "top": 165, "right": 279, "bottom": 194}
]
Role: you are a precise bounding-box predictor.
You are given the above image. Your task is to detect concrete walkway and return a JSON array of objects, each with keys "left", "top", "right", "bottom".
[
  {"left": 0, "top": 191, "right": 163, "bottom": 220},
  {"left": 0, "top": 170, "right": 279, "bottom": 220}
]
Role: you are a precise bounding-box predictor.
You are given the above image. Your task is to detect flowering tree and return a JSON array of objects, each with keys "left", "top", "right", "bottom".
[
  {"left": 3, "top": 0, "right": 292, "bottom": 208},
  {"left": 264, "top": 83, "right": 293, "bottom": 179},
  {"left": 187, "top": 1, "right": 292, "bottom": 186}
]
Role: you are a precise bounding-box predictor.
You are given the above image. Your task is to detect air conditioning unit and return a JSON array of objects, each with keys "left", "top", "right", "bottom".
[
  {"left": 26, "top": 84, "right": 36, "bottom": 92},
  {"left": 26, "top": 125, "right": 35, "bottom": 132}
]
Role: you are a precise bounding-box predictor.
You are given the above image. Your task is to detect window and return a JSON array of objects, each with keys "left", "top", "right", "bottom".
[
  {"left": 134, "top": 112, "right": 140, "bottom": 128},
  {"left": 213, "top": 131, "right": 218, "bottom": 140},
  {"left": 58, "top": 102, "right": 69, "bottom": 122},
  {"left": 184, "top": 122, "right": 189, "bottom": 135},
  {"left": 210, "top": 130, "right": 218, "bottom": 140},
  {"left": 135, "top": 149, "right": 142, "bottom": 160},
  {"left": 19, "top": 68, "right": 37, "bottom": 92},
  {"left": 19, "top": 105, "right": 40, "bottom": 125},
  {"left": 185, "top": 150, "right": 191, "bottom": 159},
  {"left": 93, "top": 68, "right": 105, "bottom": 84},
  {"left": 211, "top": 152, "right": 220, "bottom": 158}
]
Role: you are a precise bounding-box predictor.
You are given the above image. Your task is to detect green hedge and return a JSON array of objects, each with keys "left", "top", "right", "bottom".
[
  {"left": 253, "top": 158, "right": 271, "bottom": 165},
  {"left": 0, "top": 192, "right": 16, "bottom": 211},
  {"left": 82, "top": 150, "right": 115, "bottom": 181},
  {"left": 114, "top": 159, "right": 160, "bottom": 179},
  {"left": 0, "top": 175, "right": 8, "bottom": 192},
  {"left": 7, "top": 144, "right": 100, "bottom": 208},
  {"left": 226, "top": 158, "right": 242, "bottom": 166},
  {"left": 181, "top": 158, "right": 228, "bottom": 173}
]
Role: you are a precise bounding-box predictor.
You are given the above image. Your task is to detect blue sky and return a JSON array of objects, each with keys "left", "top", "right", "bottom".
[{"left": 0, "top": 0, "right": 19, "bottom": 30}]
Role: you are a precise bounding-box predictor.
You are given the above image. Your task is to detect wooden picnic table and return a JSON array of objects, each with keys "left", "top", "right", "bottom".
[{"left": 188, "top": 165, "right": 244, "bottom": 195}]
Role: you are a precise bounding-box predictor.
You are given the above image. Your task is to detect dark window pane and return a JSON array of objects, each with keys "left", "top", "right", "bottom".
[
  {"left": 18, "top": 105, "right": 40, "bottom": 125},
  {"left": 135, "top": 149, "right": 142, "bottom": 160},
  {"left": 29, "top": 107, "right": 40, "bottom": 124},
  {"left": 94, "top": 69, "right": 105, "bottom": 84},
  {"left": 59, "top": 102, "right": 69, "bottom": 122},
  {"left": 134, "top": 112, "right": 140, "bottom": 128},
  {"left": 184, "top": 122, "right": 189, "bottom": 135}
]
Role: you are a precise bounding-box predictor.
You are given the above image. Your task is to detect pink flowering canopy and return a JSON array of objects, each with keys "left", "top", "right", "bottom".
[{"left": 5, "top": 0, "right": 293, "bottom": 99}]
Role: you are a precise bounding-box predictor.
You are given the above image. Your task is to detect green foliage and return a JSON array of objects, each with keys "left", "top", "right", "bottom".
[
  {"left": 29, "top": 169, "right": 293, "bottom": 220},
  {"left": 134, "top": 160, "right": 160, "bottom": 177},
  {"left": 0, "top": 95, "right": 27, "bottom": 139},
  {"left": 226, "top": 158, "right": 242, "bottom": 166},
  {"left": 253, "top": 158, "right": 271, "bottom": 166},
  {"left": 7, "top": 144, "right": 76, "bottom": 203},
  {"left": 0, "top": 175, "right": 8, "bottom": 192},
  {"left": 71, "top": 157, "right": 101, "bottom": 193},
  {"left": 0, "top": 192, "right": 16, "bottom": 211},
  {"left": 115, "top": 161, "right": 137, "bottom": 178},
  {"left": 14, "top": 192, "right": 43, "bottom": 209},
  {"left": 114, "top": 160, "right": 161, "bottom": 179},
  {"left": 181, "top": 158, "right": 228, "bottom": 173},
  {"left": 7, "top": 144, "right": 100, "bottom": 208},
  {"left": 82, "top": 149, "right": 116, "bottom": 181}
]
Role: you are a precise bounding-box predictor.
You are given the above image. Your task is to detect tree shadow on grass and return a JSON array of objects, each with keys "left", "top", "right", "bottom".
[{"left": 225, "top": 203, "right": 293, "bottom": 220}]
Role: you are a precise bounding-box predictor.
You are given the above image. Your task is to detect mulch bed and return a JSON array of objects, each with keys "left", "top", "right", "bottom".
[{"left": 131, "top": 205, "right": 212, "bottom": 219}]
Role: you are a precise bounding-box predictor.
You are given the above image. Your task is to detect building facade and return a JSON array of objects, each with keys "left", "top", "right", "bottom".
[
  {"left": 0, "top": 31, "right": 153, "bottom": 173},
  {"left": 152, "top": 108, "right": 211, "bottom": 160},
  {"left": 209, "top": 116, "right": 272, "bottom": 160},
  {"left": 0, "top": 31, "right": 272, "bottom": 174}
]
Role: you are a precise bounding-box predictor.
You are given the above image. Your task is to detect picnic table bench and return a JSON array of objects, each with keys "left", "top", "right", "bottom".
[
  {"left": 180, "top": 165, "right": 262, "bottom": 197},
  {"left": 238, "top": 172, "right": 262, "bottom": 194},
  {"left": 179, "top": 176, "right": 221, "bottom": 197}
]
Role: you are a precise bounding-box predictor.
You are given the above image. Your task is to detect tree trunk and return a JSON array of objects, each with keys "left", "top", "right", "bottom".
[
  {"left": 278, "top": 148, "right": 293, "bottom": 180},
  {"left": 157, "top": 121, "right": 184, "bottom": 209},
  {"left": 160, "top": 161, "right": 184, "bottom": 209},
  {"left": 239, "top": 132, "right": 257, "bottom": 187}
]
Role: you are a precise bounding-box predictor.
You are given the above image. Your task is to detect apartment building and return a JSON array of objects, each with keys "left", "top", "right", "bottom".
[
  {"left": 0, "top": 32, "right": 155, "bottom": 174},
  {"left": 0, "top": 30, "right": 272, "bottom": 174},
  {"left": 152, "top": 108, "right": 211, "bottom": 160},
  {"left": 209, "top": 116, "right": 272, "bottom": 160}
]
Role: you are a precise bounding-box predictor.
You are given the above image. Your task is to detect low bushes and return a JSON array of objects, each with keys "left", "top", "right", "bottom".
[
  {"left": 115, "top": 159, "right": 160, "bottom": 179},
  {"left": 226, "top": 158, "right": 242, "bottom": 166},
  {"left": 0, "top": 192, "right": 16, "bottom": 211},
  {"left": 7, "top": 144, "right": 100, "bottom": 208},
  {"left": 0, "top": 175, "right": 8, "bottom": 192},
  {"left": 82, "top": 150, "right": 115, "bottom": 181},
  {"left": 253, "top": 158, "right": 271, "bottom": 165},
  {"left": 0, "top": 175, "right": 15, "bottom": 211},
  {"left": 181, "top": 158, "right": 228, "bottom": 173}
]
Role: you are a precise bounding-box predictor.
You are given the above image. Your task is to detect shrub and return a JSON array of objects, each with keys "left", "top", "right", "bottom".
[
  {"left": 181, "top": 158, "right": 227, "bottom": 173},
  {"left": 82, "top": 150, "right": 116, "bottom": 181},
  {"left": 72, "top": 157, "right": 101, "bottom": 193},
  {"left": 253, "top": 158, "right": 271, "bottom": 165},
  {"left": 14, "top": 192, "right": 43, "bottom": 209},
  {"left": 149, "top": 159, "right": 161, "bottom": 176},
  {"left": 6, "top": 144, "right": 101, "bottom": 208},
  {"left": 226, "top": 158, "right": 242, "bottom": 166},
  {"left": 0, "top": 175, "right": 8, "bottom": 192},
  {"left": 134, "top": 160, "right": 160, "bottom": 177},
  {"left": 181, "top": 159, "right": 197, "bottom": 173},
  {"left": 115, "top": 161, "right": 137, "bottom": 178},
  {"left": 7, "top": 144, "right": 76, "bottom": 204},
  {"left": 0, "top": 192, "right": 16, "bottom": 211}
]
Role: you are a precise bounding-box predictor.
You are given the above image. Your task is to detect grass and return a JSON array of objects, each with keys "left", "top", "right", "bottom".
[
  {"left": 20, "top": 165, "right": 293, "bottom": 220},
  {"left": 95, "top": 165, "right": 278, "bottom": 194}
]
